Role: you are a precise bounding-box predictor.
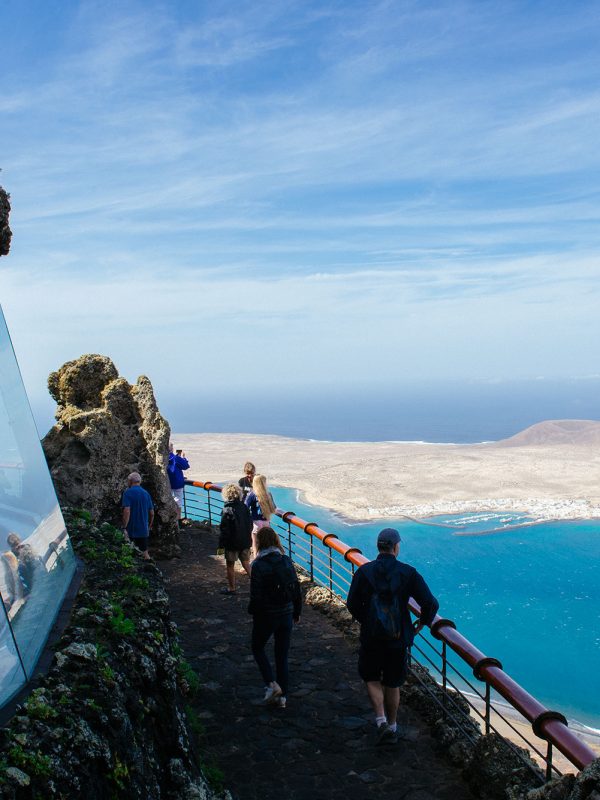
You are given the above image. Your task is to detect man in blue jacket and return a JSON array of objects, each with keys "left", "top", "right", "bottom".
[
  {"left": 167, "top": 443, "right": 190, "bottom": 519},
  {"left": 347, "top": 527, "right": 439, "bottom": 746}
]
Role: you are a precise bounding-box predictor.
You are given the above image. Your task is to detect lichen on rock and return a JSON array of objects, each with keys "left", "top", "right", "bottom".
[{"left": 42, "top": 354, "right": 179, "bottom": 557}]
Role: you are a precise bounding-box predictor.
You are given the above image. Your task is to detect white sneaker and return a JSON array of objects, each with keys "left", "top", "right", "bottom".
[{"left": 263, "top": 682, "right": 282, "bottom": 704}]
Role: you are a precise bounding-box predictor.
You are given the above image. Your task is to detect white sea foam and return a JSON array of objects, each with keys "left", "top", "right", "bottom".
[{"left": 367, "top": 497, "right": 600, "bottom": 522}]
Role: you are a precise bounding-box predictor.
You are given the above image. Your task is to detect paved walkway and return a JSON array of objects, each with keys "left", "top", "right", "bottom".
[{"left": 161, "top": 526, "right": 476, "bottom": 800}]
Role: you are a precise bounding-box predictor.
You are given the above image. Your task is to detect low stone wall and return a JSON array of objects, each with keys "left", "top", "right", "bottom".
[
  {"left": 302, "top": 582, "right": 600, "bottom": 800},
  {"left": 0, "top": 510, "right": 228, "bottom": 800}
]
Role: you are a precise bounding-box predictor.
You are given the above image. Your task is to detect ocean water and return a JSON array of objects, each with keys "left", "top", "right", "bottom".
[
  {"left": 163, "top": 378, "right": 600, "bottom": 443},
  {"left": 267, "top": 486, "right": 600, "bottom": 729}
]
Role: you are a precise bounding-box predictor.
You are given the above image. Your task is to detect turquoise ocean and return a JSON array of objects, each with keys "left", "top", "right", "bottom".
[{"left": 265, "top": 486, "right": 600, "bottom": 730}]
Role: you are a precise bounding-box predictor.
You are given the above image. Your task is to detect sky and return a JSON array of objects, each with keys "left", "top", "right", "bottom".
[{"left": 1, "top": 0, "right": 600, "bottom": 434}]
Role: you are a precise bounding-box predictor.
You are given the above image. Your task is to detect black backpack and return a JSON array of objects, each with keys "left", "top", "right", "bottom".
[
  {"left": 365, "top": 567, "right": 404, "bottom": 642},
  {"left": 264, "top": 556, "right": 296, "bottom": 605}
]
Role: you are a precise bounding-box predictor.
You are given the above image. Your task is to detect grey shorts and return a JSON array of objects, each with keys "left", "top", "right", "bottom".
[{"left": 225, "top": 548, "right": 251, "bottom": 564}]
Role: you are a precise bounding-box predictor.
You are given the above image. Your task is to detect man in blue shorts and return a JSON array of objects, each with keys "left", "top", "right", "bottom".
[
  {"left": 347, "top": 527, "right": 438, "bottom": 745},
  {"left": 122, "top": 472, "right": 154, "bottom": 560}
]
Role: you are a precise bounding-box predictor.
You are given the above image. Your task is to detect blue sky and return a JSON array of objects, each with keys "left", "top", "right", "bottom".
[{"left": 1, "top": 1, "right": 600, "bottom": 431}]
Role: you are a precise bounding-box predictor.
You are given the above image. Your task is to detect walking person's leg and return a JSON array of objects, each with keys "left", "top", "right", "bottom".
[
  {"left": 381, "top": 646, "right": 408, "bottom": 734},
  {"left": 359, "top": 644, "right": 398, "bottom": 745},
  {"left": 240, "top": 549, "right": 252, "bottom": 577},
  {"left": 272, "top": 614, "right": 293, "bottom": 707},
  {"left": 131, "top": 537, "right": 151, "bottom": 561},
  {"left": 383, "top": 686, "right": 400, "bottom": 729},
  {"left": 224, "top": 556, "right": 237, "bottom": 592},
  {"left": 251, "top": 616, "right": 282, "bottom": 702}
]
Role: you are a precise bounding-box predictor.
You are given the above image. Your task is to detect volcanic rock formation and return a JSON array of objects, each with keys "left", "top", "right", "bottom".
[
  {"left": 43, "top": 354, "right": 180, "bottom": 556},
  {"left": 0, "top": 185, "right": 12, "bottom": 257}
]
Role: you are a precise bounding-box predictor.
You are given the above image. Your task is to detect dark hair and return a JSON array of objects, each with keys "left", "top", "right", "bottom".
[
  {"left": 377, "top": 541, "right": 395, "bottom": 553},
  {"left": 256, "top": 526, "right": 284, "bottom": 553}
]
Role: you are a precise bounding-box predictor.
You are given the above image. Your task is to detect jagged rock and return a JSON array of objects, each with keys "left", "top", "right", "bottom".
[
  {"left": 465, "top": 733, "right": 544, "bottom": 799},
  {"left": 0, "top": 186, "right": 11, "bottom": 257},
  {"left": 568, "top": 759, "right": 600, "bottom": 800},
  {"left": 42, "top": 354, "right": 179, "bottom": 556},
  {"left": 3, "top": 767, "right": 30, "bottom": 787},
  {"left": 526, "top": 774, "right": 575, "bottom": 800}
]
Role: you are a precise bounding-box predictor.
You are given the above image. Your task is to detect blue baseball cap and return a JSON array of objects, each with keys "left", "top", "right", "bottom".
[{"left": 377, "top": 527, "right": 401, "bottom": 546}]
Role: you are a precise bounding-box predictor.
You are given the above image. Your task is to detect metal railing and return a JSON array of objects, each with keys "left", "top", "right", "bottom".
[{"left": 184, "top": 479, "right": 597, "bottom": 780}]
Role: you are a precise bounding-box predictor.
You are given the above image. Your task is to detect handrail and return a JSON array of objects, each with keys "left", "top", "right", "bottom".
[{"left": 184, "top": 479, "right": 597, "bottom": 773}]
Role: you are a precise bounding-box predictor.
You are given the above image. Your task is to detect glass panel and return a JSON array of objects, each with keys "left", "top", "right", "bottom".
[{"left": 0, "top": 306, "right": 76, "bottom": 705}]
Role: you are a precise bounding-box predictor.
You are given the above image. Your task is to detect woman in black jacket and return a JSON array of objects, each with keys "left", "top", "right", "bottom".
[
  {"left": 249, "top": 527, "right": 302, "bottom": 708},
  {"left": 218, "top": 484, "right": 253, "bottom": 595}
]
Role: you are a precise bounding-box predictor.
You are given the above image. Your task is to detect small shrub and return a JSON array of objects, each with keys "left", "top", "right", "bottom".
[
  {"left": 185, "top": 705, "right": 205, "bottom": 737},
  {"left": 202, "top": 761, "right": 224, "bottom": 794},
  {"left": 123, "top": 574, "right": 149, "bottom": 593},
  {"left": 7, "top": 745, "right": 51, "bottom": 777},
  {"left": 177, "top": 660, "right": 200, "bottom": 697},
  {"left": 72, "top": 509, "right": 92, "bottom": 523},
  {"left": 108, "top": 604, "right": 136, "bottom": 636},
  {"left": 25, "top": 690, "right": 58, "bottom": 722},
  {"left": 111, "top": 756, "right": 129, "bottom": 790},
  {"left": 100, "top": 663, "right": 116, "bottom": 683}
]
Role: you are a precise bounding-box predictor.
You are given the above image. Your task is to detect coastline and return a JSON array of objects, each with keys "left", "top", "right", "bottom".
[
  {"left": 466, "top": 694, "right": 600, "bottom": 774},
  {"left": 175, "top": 431, "right": 600, "bottom": 522}
]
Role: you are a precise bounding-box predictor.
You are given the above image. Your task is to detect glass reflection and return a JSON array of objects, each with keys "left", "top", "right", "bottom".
[{"left": 0, "top": 307, "right": 76, "bottom": 704}]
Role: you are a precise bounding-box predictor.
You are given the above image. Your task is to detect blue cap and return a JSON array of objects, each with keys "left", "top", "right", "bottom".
[{"left": 377, "top": 527, "right": 401, "bottom": 546}]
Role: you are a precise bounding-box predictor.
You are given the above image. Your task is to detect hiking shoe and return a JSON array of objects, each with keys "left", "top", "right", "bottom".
[
  {"left": 276, "top": 696, "right": 286, "bottom": 709},
  {"left": 376, "top": 723, "right": 398, "bottom": 746},
  {"left": 263, "top": 683, "right": 282, "bottom": 704}
]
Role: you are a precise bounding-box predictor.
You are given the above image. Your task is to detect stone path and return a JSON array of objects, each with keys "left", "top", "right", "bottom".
[{"left": 160, "top": 526, "right": 476, "bottom": 800}]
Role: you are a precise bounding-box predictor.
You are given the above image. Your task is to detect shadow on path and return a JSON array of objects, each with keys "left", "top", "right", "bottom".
[{"left": 160, "top": 526, "right": 475, "bottom": 800}]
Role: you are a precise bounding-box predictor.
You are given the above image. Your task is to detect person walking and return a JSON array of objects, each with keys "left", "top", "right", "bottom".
[
  {"left": 167, "top": 443, "right": 190, "bottom": 519},
  {"left": 249, "top": 527, "right": 302, "bottom": 709},
  {"left": 238, "top": 462, "right": 256, "bottom": 499},
  {"left": 218, "top": 484, "right": 253, "bottom": 595},
  {"left": 346, "top": 527, "right": 439, "bottom": 745},
  {"left": 244, "top": 474, "right": 277, "bottom": 556},
  {"left": 122, "top": 472, "right": 154, "bottom": 561}
]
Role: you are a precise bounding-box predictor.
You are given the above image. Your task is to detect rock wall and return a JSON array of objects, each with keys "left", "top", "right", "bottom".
[
  {"left": 42, "top": 355, "right": 179, "bottom": 557},
  {"left": 0, "top": 186, "right": 12, "bottom": 257},
  {"left": 0, "top": 510, "right": 227, "bottom": 799}
]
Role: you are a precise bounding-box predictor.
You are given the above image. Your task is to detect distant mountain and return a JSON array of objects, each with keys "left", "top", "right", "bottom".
[{"left": 498, "top": 419, "right": 600, "bottom": 447}]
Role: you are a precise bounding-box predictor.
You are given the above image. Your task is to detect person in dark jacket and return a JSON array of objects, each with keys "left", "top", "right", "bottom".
[
  {"left": 249, "top": 526, "right": 302, "bottom": 709},
  {"left": 238, "top": 461, "right": 256, "bottom": 499},
  {"left": 218, "top": 484, "right": 253, "bottom": 595},
  {"left": 167, "top": 443, "right": 190, "bottom": 519},
  {"left": 347, "top": 527, "right": 439, "bottom": 746}
]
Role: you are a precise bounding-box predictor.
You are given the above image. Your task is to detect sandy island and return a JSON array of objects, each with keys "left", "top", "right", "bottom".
[{"left": 177, "top": 419, "right": 600, "bottom": 522}]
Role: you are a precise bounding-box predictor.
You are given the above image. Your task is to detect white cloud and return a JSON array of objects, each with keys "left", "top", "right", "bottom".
[{"left": 2, "top": 0, "right": 600, "bottom": 425}]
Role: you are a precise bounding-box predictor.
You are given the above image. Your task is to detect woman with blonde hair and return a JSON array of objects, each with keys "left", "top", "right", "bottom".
[
  {"left": 218, "top": 483, "right": 253, "bottom": 595},
  {"left": 248, "top": 527, "right": 302, "bottom": 708},
  {"left": 244, "top": 474, "right": 277, "bottom": 556}
]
